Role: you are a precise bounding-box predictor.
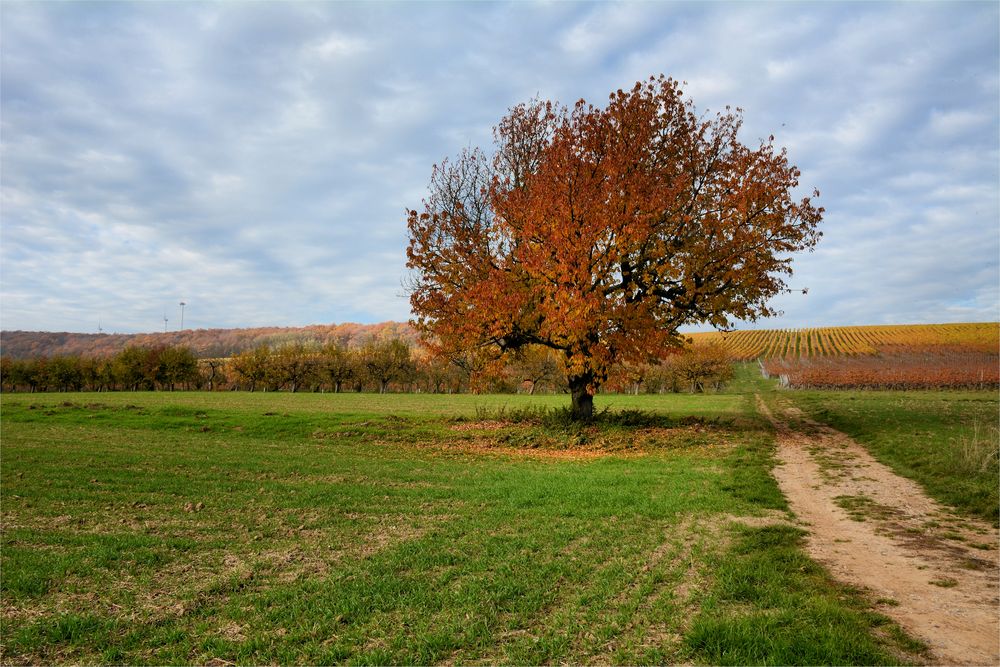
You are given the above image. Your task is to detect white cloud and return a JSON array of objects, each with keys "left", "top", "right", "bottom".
[
  {"left": 308, "top": 32, "right": 368, "bottom": 60},
  {"left": 831, "top": 102, "right": 903, "bottom": 152},
  {"left": 765, "top": 58, "right": 803, "bottom": 82},
  {"left": 927, "top": 108, "right": 992, "bottom": 138},
  {"left": 559, "top": 2, "right": 662, "bottom": 57}
]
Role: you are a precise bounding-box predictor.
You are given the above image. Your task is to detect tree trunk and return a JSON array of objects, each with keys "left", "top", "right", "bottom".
[{"left": 568, "top": 373, "right": 595, "bottom": 421}]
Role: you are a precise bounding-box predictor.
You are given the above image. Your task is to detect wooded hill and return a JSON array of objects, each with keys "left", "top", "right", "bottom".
[
  {"left": 0, "top": 322, "right": 419, "bottom": 360},
  {"left": 3, "top": 321, "right": 996, "bottom": 362}
]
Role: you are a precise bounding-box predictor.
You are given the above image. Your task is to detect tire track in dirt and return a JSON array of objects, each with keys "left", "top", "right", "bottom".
[{"left": 757, "top": 395, "right": 999, "bottom": 666}]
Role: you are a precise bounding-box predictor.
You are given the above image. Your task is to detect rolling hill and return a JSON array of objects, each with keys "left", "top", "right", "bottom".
[{"left": 2, "top": 321, "right": 996, "bottom": 361}]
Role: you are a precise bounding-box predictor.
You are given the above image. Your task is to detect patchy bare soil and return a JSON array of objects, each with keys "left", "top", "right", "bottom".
[
  {"left": 759, "top": 395, "right": 999, "bottom": 666},
  {"left": 434, "top": 423, "right": 736, "bottom": 461}
]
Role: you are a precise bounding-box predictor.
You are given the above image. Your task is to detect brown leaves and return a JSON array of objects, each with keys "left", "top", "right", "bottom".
[{"left": 407, "top": 74, "right": 822, "bottom": 397}]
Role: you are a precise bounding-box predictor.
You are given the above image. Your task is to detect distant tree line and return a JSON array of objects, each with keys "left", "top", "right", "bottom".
[{"left": 0, "top": 339, "right": 733, "bottom": 395}]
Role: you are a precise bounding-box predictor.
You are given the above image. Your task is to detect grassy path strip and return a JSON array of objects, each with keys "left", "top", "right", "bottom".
[
  {"left": 760, "top": 395, "right": 999, "bottom": 665},
  {"left": 783, "top": 390, "right": 998, "bottom": 524}
]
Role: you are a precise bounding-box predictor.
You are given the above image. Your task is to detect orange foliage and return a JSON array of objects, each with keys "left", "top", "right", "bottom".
[{"left": 407, "top": 76, "right": 822, "bottom": 417}]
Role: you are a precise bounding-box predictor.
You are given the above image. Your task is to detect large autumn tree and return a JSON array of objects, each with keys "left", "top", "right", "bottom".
[{"left": 407, "top": 76, "right": 822, "bottom": 419}]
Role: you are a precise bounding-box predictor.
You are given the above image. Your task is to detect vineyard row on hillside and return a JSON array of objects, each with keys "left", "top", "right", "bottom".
[{"left": 691, "top": 322, "right": 998, "bottom": 360}]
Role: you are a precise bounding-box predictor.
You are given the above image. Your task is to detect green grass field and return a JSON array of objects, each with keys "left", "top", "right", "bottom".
[{"left": 2, "top": 369, "right": 993, "bottom": 664}]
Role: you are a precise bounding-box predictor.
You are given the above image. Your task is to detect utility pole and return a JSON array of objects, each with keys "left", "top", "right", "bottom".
[{"left": 179, "top": 301, "right": 186, "bottom": 330}]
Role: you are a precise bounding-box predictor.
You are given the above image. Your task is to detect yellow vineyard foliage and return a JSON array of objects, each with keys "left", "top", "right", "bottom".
[{"left": 689, "top": 322, "right": 999, "bottom": 360}]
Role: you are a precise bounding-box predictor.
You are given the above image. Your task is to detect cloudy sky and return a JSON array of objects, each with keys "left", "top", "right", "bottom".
[{"left": 2, "top": 1, "right": 997, "bottom": 334}]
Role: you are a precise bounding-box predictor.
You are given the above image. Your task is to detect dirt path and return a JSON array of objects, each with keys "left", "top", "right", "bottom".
[{"left": 757, "top": 395, "right": 999, "bottom": 666}]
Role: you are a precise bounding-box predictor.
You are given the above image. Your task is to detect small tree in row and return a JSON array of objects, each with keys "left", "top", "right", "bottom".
[
  {"left": 0, "top": 346, "right": 199, "bottom": 392},
  {"left": 226, "top": 340, "right": 418, "bottom": 393}
]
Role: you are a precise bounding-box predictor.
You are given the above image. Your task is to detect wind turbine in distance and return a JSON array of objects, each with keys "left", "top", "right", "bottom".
[
  {"left": 179, "top": 301, "right": 186, "bottom": 330},
  {"left": 163, "top": 313, "right": 168, "bottom": 333}
]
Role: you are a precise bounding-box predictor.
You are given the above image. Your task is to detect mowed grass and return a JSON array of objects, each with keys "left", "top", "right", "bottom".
[
  {"left": 1, "top": 378, "right": 922, "bottom": 665},
  {"left": 783, "top": 389, "right": 999, "bottom": 525}
]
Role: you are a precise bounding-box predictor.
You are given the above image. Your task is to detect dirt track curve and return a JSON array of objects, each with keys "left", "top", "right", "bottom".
[{"left": 758, "top": 395, "right": 999, "bottom": 666}]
